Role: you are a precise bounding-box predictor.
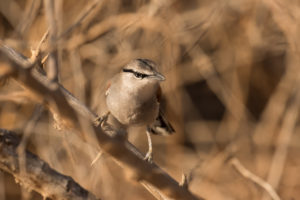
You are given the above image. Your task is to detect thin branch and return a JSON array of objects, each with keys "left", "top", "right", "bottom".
[
  {"left": 0, "top": 0, "right": 22, "bottom": 29},
  {"left": 59, "top": 0, "right": 102, "bottom": 39},
  {"left": 230, "top": 158, "right": 281, "bottom": 200},
  {"left": 0, "top": 43, "right": 203, "bottom": 200},
  {"left": 0, "top": 129, "right": 100, "bottom": 200},
  {"left": 261, "top": 89, "right": 300, "bottom": 200},
  {"left": 141, "top": 182, "right": 169, "bottom": 200},
  {"left": 44, "top": 0, "right": 59, "bottom": 82},
  {"left": 17, "top": 0, "right": 42, "bottom": 35},
  {"left": 30, "top": 28, "right": 50, "bottom": 63}
]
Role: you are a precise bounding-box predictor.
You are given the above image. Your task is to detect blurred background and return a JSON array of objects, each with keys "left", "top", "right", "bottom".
[{"left": 0, "top": 0, "right": 300, "bottom": 199}]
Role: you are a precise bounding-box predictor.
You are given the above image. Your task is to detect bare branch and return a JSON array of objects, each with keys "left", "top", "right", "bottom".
[{"left": 0, "top": 129, "right": 100, "bottom": 200}]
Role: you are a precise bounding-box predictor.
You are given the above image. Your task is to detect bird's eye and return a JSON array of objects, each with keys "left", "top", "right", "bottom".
[
  {"left": 123, "top": 69, "right": 147, "bottom": 79},
  {"left": 134, "top": 72, "right": 146, "bottom": 79}
]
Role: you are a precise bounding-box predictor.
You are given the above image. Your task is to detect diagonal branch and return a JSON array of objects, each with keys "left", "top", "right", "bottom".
[
  {"left": 0, "top": 129, "right": 100, "bottom": 200},
  {"left": 0, "top": 43, "right": 204, "bottom": 200}
]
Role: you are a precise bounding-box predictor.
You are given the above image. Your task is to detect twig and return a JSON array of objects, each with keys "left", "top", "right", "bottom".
[
  {"left": 0, "top": 41, "right": 32, "bottom": 67},
  {"left": 261, "top": 89, "right": 300, "bottom": 200},
  {"left": 0, "top": 129, "right": 100, "bottom": 200},
  {"left": 66, "top": 13, "right": 177, "bottom": 50},
  {"left": 17, "top": 105, "right": 44, "bottom": 199},
  {"left": 230, "top": 158, "right": 281, "bottom": 200},
  {"left": 59, "top": 0, "right": 102, "bottom": 39},
  {"left": 69, "top": 49, "right": 86, "bottom": 102},
  {"left": 141, "top": 181, "right": 170, "bottom": 200},
  {"left": 90, "top": 151, "right": 103, "bottom": 166},
  {"left": 252, "top": 0, "right": 300, "bottom": 146},
  {"left": 0, "top": 0, "right": 22, "bottom": 29},
  {"left": 17, "top": 0, "right": 42, "bottom": 35},
  {"left": 30, "top": 28, "right": 49, "bottom": 63},
  {"left": 44, "top": 0, "right": 59, "bottom": 82},
  {"left": 0, "top": 42, "right": 203, "bottom": 200}
]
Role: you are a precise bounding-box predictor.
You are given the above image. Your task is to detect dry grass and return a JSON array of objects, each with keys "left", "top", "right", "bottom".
[{"left": 1, "top": 0, "right": 300, "bottom": 199}]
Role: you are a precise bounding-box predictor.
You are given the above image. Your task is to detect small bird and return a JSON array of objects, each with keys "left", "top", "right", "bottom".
[{"left": 104, "top": 58, "right": 175, "bottom": 161}]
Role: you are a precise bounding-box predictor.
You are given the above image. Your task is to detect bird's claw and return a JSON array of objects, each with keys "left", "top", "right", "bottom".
[
  {"left": 94, "top": 112, "right": 110, "bottom": 127},
  {"left": 180, "top": 173, "right": 189, "bottom": 189},
  {"left": 144, "top": 129, "right": 154, "bottom": 163},
  {"left": 144, "top": 151, "right": 153, "bottom": 163}
]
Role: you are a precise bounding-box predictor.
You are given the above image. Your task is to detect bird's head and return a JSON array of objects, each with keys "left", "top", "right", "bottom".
[{"left": 121, "top": 59, "right": 165, "bottom": 87}]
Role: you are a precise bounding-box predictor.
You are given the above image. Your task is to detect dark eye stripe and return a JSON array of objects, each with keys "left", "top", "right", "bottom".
[
  {"left": 123, "top": 68, "right": 149, "bottom": 79},
  {"left": 123, "top": 69, "right": 135, "bottom": 73}
]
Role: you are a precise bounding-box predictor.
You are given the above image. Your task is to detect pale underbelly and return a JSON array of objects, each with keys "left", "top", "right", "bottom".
[{"left": 106, "top": 95, "right": 159, "bottom": 126}]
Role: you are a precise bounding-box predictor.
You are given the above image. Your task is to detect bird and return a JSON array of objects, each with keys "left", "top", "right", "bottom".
[{"left": 102, "top": 58, "right": 175, "bottom": 162}]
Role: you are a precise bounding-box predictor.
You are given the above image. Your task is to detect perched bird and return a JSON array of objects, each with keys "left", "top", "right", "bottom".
[{"left": 104, "top": 58, "right": 175, "bottom": 161}]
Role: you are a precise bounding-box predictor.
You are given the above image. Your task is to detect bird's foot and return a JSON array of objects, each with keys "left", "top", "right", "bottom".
[
  {"left": 94, "top": 112, "right": 110, "bottom": 127},
  {"left": 144, "top": 150, "right": 153, "bottom": 163},
  {"left": 144, "top": 129, "right": 153, "bottom": 163}
]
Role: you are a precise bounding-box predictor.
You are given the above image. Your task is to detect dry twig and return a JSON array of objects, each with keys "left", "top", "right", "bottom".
[
  {"left": 44, "top": 0, "right": 59, "bottom": 82},
  {"left": 261, "top": 89, "right": 300, "bottom": 200},
  {"left": 59, "top": 0, "right": 103, "bottom": 39},
  {"left": 230, "top": 158, "right": 281, "bottom": 200},
  {"left": 30, "top": 28, "right": 49, "bottom": 63}
]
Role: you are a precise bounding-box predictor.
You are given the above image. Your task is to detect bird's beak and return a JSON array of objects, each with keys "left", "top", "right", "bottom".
[{"left": 150, "top": 72, "right": 165, "bottom": 81}]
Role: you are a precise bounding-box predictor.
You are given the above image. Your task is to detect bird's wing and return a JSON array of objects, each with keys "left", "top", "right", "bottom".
[
  {"left": 148, "top": 86, "right": 175, "bottom": 135},
  {"left": 147, "top": 109, "right": 175, "bottom": 136}
]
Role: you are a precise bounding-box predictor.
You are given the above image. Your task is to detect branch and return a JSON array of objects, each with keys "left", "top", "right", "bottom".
[
  {"left": 59, "top": 0, "right": 102, "bottom": 39},
  {"left": 44, "top": 0, "right": 59, "bottom": 82},
  {"left": 230, "top": 158, "right": 281, "bottom": 200},
  {"left": 0, "top": 129, "right": 99, "bottom": 200},
  {"left": 0, "top": 43, "right": 203, "bottom": 200},
  {"left": 0, "top": 0, "right": 22, "bottom": 29}
]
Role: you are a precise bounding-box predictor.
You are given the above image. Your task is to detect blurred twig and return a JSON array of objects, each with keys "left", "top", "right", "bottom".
[
  {"left": 261, "top": 89, "right": 300, "bottom": 200},
  {"left": 44, "top": 0, "right": 59, "bottom": 82},
  {"left": 30, "top": 28, "right": 49, "bottom": 63},
  {"left": 59, "top": 0, "right": 103, "bottom": 39},
  {"left": 66, "top": 13, "right": 177, "bottom": 50},
  {"left": 0, "top": 129, "right": 100, "bottom": 200},
  {"left": 17, "top": 0, "right": 42, "bottom": 35},
  {"left": 17, "top": 105, "right": 44, "bottom": 199},
  {"left": 230, "top": 158, "right": 281, "bottom": 200},
  {"left": 0, "top": 91, "right": 33, "bottom": 104},
  {"left": 0, "top": 0, "right": 22, "bottom": 29},
  {"left": 253, "top": 0, "right": 300, "bottom": 146}
]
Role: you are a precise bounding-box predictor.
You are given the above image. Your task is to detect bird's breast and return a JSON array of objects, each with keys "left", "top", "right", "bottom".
[{"left": 106, "top": 85, "right": 159, "bottom": 126}]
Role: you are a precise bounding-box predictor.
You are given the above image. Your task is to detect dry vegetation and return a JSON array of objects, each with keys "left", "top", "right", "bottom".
[{"left": 0, "top": 0, "right": 300, "bottom": 199}]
